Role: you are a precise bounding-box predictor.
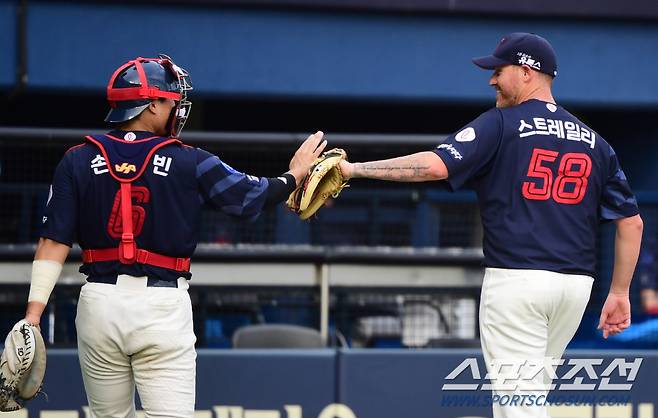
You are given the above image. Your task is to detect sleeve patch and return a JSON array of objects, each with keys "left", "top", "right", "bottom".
[{"left": 455, "top": 127, "right": 476, "bottom": 142}]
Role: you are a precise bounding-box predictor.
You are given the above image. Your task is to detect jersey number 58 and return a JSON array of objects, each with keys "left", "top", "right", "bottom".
[{"left": 522, "top": 148, "right": 592, "bottom": 205}]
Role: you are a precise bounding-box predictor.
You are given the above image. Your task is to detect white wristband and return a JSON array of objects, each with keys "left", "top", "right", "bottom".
[{"left": 28, "top": 259, "right": 63, "bottom": 304}]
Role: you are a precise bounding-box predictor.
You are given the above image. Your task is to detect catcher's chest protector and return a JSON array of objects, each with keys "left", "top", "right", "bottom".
[{"left": 85, "top": 134, "right": 180, "bottom": 264}]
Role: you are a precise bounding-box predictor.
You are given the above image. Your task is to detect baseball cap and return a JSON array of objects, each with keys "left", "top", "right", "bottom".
[{"left": 472, "top": 32, "right": 558, "bottom": 77}]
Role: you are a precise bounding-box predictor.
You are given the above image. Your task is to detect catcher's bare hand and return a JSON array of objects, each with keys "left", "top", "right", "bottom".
[
  {"left": 598, "top": 292, "right": 631, "bottom": 339},
  {"left": 288, "top": 131, "right": 327, "bottom": 186},
  {"left": 25, "top": 305, "right": 44, "bottom": 328}
]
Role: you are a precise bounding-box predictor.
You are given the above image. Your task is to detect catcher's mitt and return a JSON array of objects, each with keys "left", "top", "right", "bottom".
[
  {"left": 287, "top": 148, "right": 349, "bottom": 220},
  {"left": 0, "top": 319, "right": 47, "bottom": 411}
]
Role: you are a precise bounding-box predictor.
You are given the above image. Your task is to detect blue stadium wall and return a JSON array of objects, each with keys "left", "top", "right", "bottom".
[
  {"left": 18, "top": 349, "right": 658, "bottom": 418},
  {"left": 2, "top": 1, "right": 658, "bottom": 191},
  {"left": 2, "top": 0, "right": 658, "bottom": 107}
]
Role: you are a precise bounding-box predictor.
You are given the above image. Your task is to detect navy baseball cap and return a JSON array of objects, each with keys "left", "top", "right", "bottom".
[{"left": 472, "top": 32, "right": 558, "bottom": 77}]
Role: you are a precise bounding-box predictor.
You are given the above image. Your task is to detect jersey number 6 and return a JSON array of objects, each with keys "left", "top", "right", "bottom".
[
  {"left": 107, "top": 186, "right": 150, "bottom": 238},
  {"left": 522, "top": 148, "right": 592, "bottom": 205}
]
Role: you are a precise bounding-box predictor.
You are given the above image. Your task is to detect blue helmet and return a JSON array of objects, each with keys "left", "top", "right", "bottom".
[{"left": 105, "top": 54, "right": 192, "bottom": 137}]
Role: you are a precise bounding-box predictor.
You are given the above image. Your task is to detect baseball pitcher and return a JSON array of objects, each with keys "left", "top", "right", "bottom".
[{"left": 338, "top": 33, "right": 643, "bottom": 418}]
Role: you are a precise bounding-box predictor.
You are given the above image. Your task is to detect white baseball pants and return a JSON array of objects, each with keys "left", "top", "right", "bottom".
[
  {"left": 76, "top": 275, "right": 197, "bottom": 418},
  {"left": 479, "top": 268, "right": 594, "bottom": 418}
]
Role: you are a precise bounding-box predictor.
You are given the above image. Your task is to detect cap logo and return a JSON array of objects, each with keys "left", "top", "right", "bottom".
[{"left": 517, "top": 52, "right": 541, "bottom": 71}]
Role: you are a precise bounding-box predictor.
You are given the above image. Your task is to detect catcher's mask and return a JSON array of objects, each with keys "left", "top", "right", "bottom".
[{"left": 105, "top": 54, "right": 193, "bottom": 138}]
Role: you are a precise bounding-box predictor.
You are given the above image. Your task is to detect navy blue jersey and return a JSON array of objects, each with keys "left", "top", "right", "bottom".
[
  {"left": 41, "top": 130, "right": 270, "bottom": 281},
  {"left": 434, "top": 99, "right": 639, "bottom": 277}
]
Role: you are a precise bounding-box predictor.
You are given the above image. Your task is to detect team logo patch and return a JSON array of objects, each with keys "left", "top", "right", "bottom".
[
  {"left": 546, "top": 103, "right": 557, "bottom": 112},
  {"left": 124, "top": 132, "right": 137, "bottom": 142},
  {"left": 115, "top": 163, "right": 137, "bottom": 174},
  {"left": 455, "top": 127, "right": 476, "bottom": 142}
]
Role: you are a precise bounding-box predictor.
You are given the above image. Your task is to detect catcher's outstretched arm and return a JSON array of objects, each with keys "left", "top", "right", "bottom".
[
  {"left": 342, "top": 151, "right": 448, "bottom": 182},
  {"left": 25, "top": 238, "right": 70, "bottom": 326}
]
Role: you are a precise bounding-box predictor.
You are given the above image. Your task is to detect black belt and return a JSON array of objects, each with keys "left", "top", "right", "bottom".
[{"left": 86, "top": 275, "right": 180, "bottom": 288}]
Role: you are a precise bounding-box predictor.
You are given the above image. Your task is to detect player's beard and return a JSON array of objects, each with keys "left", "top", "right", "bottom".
[{"left": 495, "top": 88, "right": 516, "bottom": 108}]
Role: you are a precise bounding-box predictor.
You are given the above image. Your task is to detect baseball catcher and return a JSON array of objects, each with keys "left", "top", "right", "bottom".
[
  {"left": 287, "top": 148, "right": 349, "bottom": 220},
  {"left": 0, "top": 319, "right": 46, "bottom": 411},
  {"left": 24, "top": 54, "right": 326, "bottom": 416}
]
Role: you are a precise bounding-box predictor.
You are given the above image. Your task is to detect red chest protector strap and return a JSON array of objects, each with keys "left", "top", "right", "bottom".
[
  {"left": 82, "top": 135, "right": 190, "bottom": 272},
  {"left": 119, "top": 182, "right": 137, "bottom": 263}
]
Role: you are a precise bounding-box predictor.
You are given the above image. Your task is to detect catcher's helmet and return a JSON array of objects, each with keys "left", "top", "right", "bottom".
[{"left": 105, "top": 54, "right": 193, "bottom": 137}]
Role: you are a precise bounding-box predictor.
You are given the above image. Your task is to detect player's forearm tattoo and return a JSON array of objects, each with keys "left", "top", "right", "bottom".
[{"left": 353, "top": 162, "right": 434, "bottom": 182}]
